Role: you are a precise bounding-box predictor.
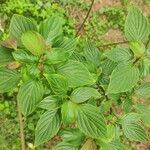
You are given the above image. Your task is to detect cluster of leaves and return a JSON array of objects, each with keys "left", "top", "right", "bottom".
[{"left": 0, "top": 6, "right": 150, "bottom": 150}]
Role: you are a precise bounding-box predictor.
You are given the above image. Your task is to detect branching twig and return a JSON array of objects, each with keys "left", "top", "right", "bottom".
[
  {"left": 17, "top": 98, "right": 26, "bottom": 150},
  {"left": 76, "top": 0, "right": 95, "bottom": 36}
]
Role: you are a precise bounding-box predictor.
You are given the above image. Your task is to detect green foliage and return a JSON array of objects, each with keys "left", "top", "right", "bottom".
[{"left": 0, "top": 5, "right": 150, "bottom": 150}]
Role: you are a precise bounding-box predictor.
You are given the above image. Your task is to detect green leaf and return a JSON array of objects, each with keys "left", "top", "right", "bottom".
[
  {"left": 59, "top": 128, "right": 84, "bottom": 146},
  {"left": 129, "top": 41, "right": 145, "bottom": 57},
  {"left": 56, "top": 38, "right": 77, "bottom": 56},
  {"left": 121, "top": 113, "right": 140, "bottom": 124},
  {"left": 45, "top": 48, "right": 69, "bottom": 65},
  {"left": 45, "top": 74, "right": 68, "bottom": 96},
  {"left": 12, "top": 49, "right": 38, "bottom": 63},
  {"left": 0, "top": 68, "right": 20, "bottom": 92},
  {"left": 53, "top": 142, "right": 78, "bottom": 150},
  {"left": 81, "top": 139, "right": 97, "bottom": 150},
  {"left": 39, "top": 15, "right": 63, "bottom": 44},
  {"left": 17, "top": 80, "right": 44, "bottom": 116},
  {"left": 21, "top": 31, "right": 47, "bottom": 56},
  {"left": 135, "top": 104, "right": 150, "bottom": 126},
  {"left": 61, "top": 101, "right": 78, "bottom": 125},
  {"left": 71, "top": 87, "right": 101, "bottom": 103},
  {"left": 125, "top": 7, "right": 150, "bottom": 42},
  {"left": 39, "top": 96, "right": 62, "bottom": 110},
  {"left": 107, "top": 63, "right": 139, "bottom": 94},
  {"left": 0, "top": 46, "right": 14, "bottom": 66},
  {"left": 9, "top": 14, "right": 37, "bottom": 45},
  {"left": 35, "top": 110, "right": 61, "bottom": 147},
  {"left": 77, "top": 104, "right": 107, "bottom": 138},
  {"left": 104, "top": 47, "right": 133, "bottom": 62},
  {"left": 57, "top": 60, "right": 96, "bottom": 87},
  {"left": 84, "top": 41, "right": 101, "bottom": 66},
  {"left": 102, "top": 140, "right": 125, "bottom": 150},
  {"left": 122, "top": 123, "right": 148, "bottom": 142},
  {"left": 135, "top": 82, "right": 150, "bottom": 99}
]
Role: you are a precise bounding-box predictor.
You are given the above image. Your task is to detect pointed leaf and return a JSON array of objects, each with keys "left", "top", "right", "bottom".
[
  {"left": 17, "top": 80, "right": 44, "bottom": 116},
  {"left": 122, "top": 123, "right": 148, "bottom": 142},
  {"left": 84, "top": 42, "right": 101, "bottom": 66},
  {"left": 35, "top": 110, "right": 61, "bottom": 147},
  {"left": 125, "top": 7, "right": 150, "bottom": 42},
  {"left": 104, "top": 47, "right": 133, "bottom": 62},
  {"left": 59, "top": 128, "right": 84, "bottom": 146},
  {"left": 57, "top": 60, "right": 96, "bottom": 87},
  {"left": 39, "top": 15, "right": 63, "bottom": 44},
  {"left": 77, "top": 104, "right": 107, "bottom": 138},
  {"left": 107, "top": 63, "right": 139, "bottom": 94},
  {"left": 39, "top": 96, "right": 62, "bottom": 110},
  {"left": 45, "top": 74, "right": 68, "bottom": 96}
]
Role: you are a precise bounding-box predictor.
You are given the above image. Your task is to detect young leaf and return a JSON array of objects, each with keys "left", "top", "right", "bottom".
[
  {"left": 59, "top": 128, "right": 84, "bottom": 146},
  {"left": 35, "top": 110, "right": 61, "bottom": 147},
  {"left": 53, "top": 142, "right": 78, "bottom": 150},
  {"left": 104, "top": 47, "right": 133, "bottom": 62},
  {"left": 61, "top": 101, "right": 78, "bottom": 126},
  {"left": 0, "top": 46, "right": 14, "bottom": 67},
  {"left": 45, "top": 48, "right": 69, "bottom": 65},
  {"left": 12, "top": 49, "right": 38, "bottom": 63},
  {"left": 71, "top": 87, "right": 101, "bottom": 103},
  {"left": 39, "top": 96, "right": 62, "bottom": 110},
  {"left": 122, "top": 123, "right": 148, "bottom": 142},
  {"left": 45, "top": 74, "right": 68, "bottom": 96},
  {"left": 135, "top": 82, "right": 150, "bottom": 99},
  {"left": 81, "top": 139, "right": 97, "bottom": 150},
  {"left": 77, "top": 104, "right": 107, "bottom": 138},
  {"left": 21, "top": 31, "right": 47, "bottom": 56},
  {"left": 0, "top": 68, "right": 20, "bottom": 92},
  {"left": 57, "top": 60, "right": 96, "bottom": 87},
  {"left": 125, "top": 7, "right": 150, "bottom": 42},
  {"left": 107, "top": 63, "right": 139, "bottom": 94},
  {"left": 9, "top": 14, "right": 37, "bottom": 45},
  {"left": 84, "top": 41, "right": 101, "bottom": 66},
  {"left": 17, "top": 80, "right": 44, "bottom": 116}
]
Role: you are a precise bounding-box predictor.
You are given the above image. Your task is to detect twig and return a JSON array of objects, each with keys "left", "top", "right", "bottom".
[
  {"left": 17, "top": 98, "right": 26, "bottom": 150},
  {"left": 76, "top": 0, "right": 95, "bottom": 36},
  {"left": 99, "top": 40, "right": 128, "bottom": 48}
]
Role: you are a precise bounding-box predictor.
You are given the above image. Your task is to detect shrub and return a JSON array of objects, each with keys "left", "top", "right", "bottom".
[{"left": 0, "top": 6, "right": 150, "bottom": 149}]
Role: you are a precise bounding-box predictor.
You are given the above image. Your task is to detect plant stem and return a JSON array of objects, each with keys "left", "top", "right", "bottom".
[
  {"left": 99, "top": 40, "right": 128, "bottom": 47},
  {"left": 76, "top": 0, "right": 95, "bottom": 36},
  {"left": 17, "top": 98, "right": 26, "bottom": 150}
]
